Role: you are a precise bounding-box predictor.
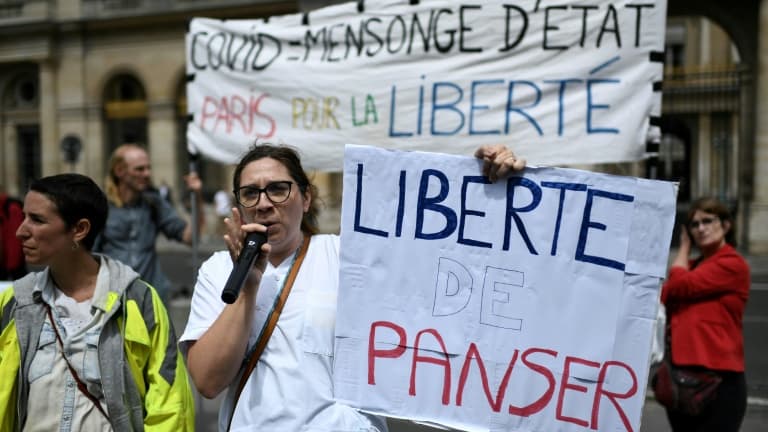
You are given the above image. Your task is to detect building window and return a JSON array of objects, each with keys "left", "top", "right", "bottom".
[
  {"left": 666, "top": 44, "right": 685, "bottom": 68},
  {"left": 2, "top": 73, "right": 39, "bottom": 109},
  {"left": 102, "top": 0, "right": 142, "bottom": 11},
  {"left": 656, "top": 116, "right": 693, "bottom": 203},
  {"left": 710, "top": 112, "right": 733, "bottom": 202},
  {"left": 0, "top": 1, "right": 23, "bottom": 19},
  {"left": 16, "top": 125, "right": 41, "bottom": 192},
  {"left": 2, "top": 71, "right": 41, "bottom": 194},
  {"left": 103, "top": 74, "right": 147, "bottom": 156},
  {"left": 665, "top": 22, "right": 686, "bottom": 68}
]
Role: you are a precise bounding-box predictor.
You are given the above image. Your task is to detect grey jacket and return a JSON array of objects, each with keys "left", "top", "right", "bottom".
[{"left": 10, "top": 256, "right": 157, "bottom": 431}]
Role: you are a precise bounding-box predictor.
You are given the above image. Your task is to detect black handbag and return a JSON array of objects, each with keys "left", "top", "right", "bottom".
[{"left": 651, "top": 331, "right": 723, "bottom": 416}]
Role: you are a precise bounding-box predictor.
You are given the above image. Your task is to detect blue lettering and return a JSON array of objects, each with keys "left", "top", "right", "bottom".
[
  {"left": 433, "top": 257, "right": 473, "bottom": 316},
  {"left": 431, "top": 82, "right": 465, "bottom": 136},
  {"left": 386, "top": 75, "right": 621, "bottom": 138},
  {"left": 503, "top": 177, "right": 541, "bottom": 254},
  {"left": 587, "top": 79, "right": 620, "bottom": 134},
  {"left": 417, "top": 75, "right": 425, "bottom": 135},
  {"left": 388, "top": 85, "right": 412, "bottom": 137},
  {"left": 505, "top": 80, "right": 543, "bottom": 135},
  {"left": 543, "top": 78, "right": 583, "bottom": 136},
  {"left": 576, "top": 189, "right": 634, "bottom": 270},
  {"left": 458, "top": 176, "right": 493, "bottom": 248},
  {"left": 416, "top": 169, "right": 457, "bottom": 239},
  {"left": 541, "top": 182, "right": 588, "bottom": 255},
  {"left": 396, "top": 170, "right": 406, "bottom": 237},
  {"left": 469, "top": 80, "right": 503, "bottom": 135},
  {"left": 354, "top": 163, "right": 389, "bottom": 237}
]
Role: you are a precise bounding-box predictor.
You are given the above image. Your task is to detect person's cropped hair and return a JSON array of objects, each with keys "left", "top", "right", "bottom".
[{"left": 30, "top": 173, "right": 108, "bottom": 250}]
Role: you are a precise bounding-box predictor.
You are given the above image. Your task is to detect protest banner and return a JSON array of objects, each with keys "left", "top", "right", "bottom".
[
  {"left": 185, "top": 0, "right": 667, "bottom": 171},
  {"left": 333, "top": 145, "right": 678, "bottom": 431}
]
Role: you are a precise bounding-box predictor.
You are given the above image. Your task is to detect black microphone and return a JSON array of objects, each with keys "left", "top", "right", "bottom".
[{"left": 221, "top": 231, "right": 268, "bottom": 304}]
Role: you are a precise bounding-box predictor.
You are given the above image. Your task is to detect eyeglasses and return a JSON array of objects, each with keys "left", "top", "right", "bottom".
[
  {"left": 689, "top": 216, "right": 718, "bottom": 229},
  {"left": 234, "top": 181, "right": 294, "bottom": 207}
]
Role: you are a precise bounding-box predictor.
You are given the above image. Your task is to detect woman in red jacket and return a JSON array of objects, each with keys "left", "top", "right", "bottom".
[{"left": 661, "top": 197, "right": 750, "bottom": 432}]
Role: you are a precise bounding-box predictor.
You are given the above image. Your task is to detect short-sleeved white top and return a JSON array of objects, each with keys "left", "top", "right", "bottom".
[{"left": 180, "top": 234, "right": 386, "bottom": 432}]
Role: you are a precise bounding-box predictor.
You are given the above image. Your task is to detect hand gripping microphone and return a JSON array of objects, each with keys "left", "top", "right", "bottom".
[{"left": 221, "top": 231, "right": 268, "bottom": 304}]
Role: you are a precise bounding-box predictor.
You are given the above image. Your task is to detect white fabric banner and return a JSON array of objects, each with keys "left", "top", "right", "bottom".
[
  {"left": 186, "top": 0, "right": 667, "bottom": 171},
  {"left": 334, "top": 144, "right": 678, "bottom": 432}
]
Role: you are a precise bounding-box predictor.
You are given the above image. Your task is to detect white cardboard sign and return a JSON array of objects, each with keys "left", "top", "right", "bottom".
[{"left": 334, "top": 145, "right": 677, "bottom": 432}]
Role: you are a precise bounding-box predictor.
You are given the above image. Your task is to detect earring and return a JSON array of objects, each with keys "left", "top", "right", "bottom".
[{"left": 71, "top": 240, "right": 80, "bottom": 251}]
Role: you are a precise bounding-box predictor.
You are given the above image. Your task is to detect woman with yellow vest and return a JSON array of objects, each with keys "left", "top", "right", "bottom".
[{"left": 0, "top": 173, "right": 194, "bottom": 431}]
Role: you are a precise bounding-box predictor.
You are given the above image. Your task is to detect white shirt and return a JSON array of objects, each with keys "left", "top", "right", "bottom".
[
  {"left": 180, "top": 234, "right": 386, "bottom": 432},
  {"left": 25, "top": 262, "right": 114, "bottom": 432}
]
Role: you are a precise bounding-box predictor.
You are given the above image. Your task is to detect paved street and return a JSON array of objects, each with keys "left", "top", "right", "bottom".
[{"left": 160, "top": 242, "right": 768, "bottom": 431}]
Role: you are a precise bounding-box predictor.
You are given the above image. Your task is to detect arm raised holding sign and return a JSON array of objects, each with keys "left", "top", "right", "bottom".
[{"left": 178, "top": 142, "right": 524, "bottom": 431}]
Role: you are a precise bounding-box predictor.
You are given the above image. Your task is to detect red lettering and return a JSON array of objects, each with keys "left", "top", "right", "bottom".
[
  {"left": 410, "top": 329, "right": 451, "bottom": 405},
  {"left": 456, "top": 344, "right": 518, "bottom": 412},
  {"left": 227, "top": 95, "right": 248, "bottom": 133},
  {"left": 591, "top": 360, "right": 638, "bottom": 432},
  {"left": 214, "top": 97, "right": 231, "bottom": 132},
  {"left": 368, "top": 321, "right": 406, "bottom": 385},
  {"left": 200, "top": 96, "right": 219, "bottom": 130},
  {"left": 509, "top": 348, "right": 557, "bottom": 416},
  {"left": 197, "top": 93, "right": 275, "bottom": 137},
  {"left": 250, "top": 93, "right": 275, "bottom": 138},
  {"left": 364, "top": 323, "right": 641, "bottom": 430},
  {"left": 556, "top": 356, "right": 601, "bottom": 427}
]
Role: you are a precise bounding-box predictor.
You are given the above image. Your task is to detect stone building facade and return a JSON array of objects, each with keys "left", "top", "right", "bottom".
[{"left": 0, "top": 0, "right": 297, "bottom": 228}]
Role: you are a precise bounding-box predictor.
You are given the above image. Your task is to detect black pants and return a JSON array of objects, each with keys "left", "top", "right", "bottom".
[{"left": 665, "top": 371, "right": 747, "bottom": 432}]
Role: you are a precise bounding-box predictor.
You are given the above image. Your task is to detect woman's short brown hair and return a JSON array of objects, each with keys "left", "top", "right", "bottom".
[{"left": 687, "top": 197, "right": 736, "bottom": 246}]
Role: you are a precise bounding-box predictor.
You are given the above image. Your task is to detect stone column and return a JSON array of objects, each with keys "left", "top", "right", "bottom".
[
  {"left": 749, "top": 0, "right": 768, "bottom": 253},
  {"left": 38, "top": 60, "right": 58, "bottom": 176},
  {"left": 56, "top": 28, "right": 89, "bottom": 176},
  {"left": 147, "top": 101, "right": 179, "bottom": 190}
]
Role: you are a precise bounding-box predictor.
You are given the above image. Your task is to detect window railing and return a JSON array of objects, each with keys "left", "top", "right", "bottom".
[
  {"left": 0, "top": 0, "right": 285, "bottom": 22},
  {"left": 662, "top": 65, "right": 746, "bottom": 113},
  {"left": 81, "top": 0, "right": 265, "bottom": 18},
  {"left": 83, "top": 0, "right": 159, "bottom": 16},
  {"left": 0, "top": 1, "right": 32, "bottom": 20},
  {"left": 102, "top": 0, "right": 143, "bottom": 9},
  {"left": 0, "top": 6, "right": 22, "bottom": 19},
  {"left": 104, "top": 100, "right": 148, "bottom": 119}
]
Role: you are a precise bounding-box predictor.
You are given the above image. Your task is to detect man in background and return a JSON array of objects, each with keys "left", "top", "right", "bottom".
[{"left": 94, "top": 144, "right": 205, "bottom": 302}]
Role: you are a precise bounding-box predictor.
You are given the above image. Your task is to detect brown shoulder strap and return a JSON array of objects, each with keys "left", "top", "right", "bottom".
[{"left": 227, "top": 234, "right": 311, "bottom": 430}]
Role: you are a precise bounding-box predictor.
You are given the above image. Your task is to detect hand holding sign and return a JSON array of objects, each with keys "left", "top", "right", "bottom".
[{"left": 474, "top": 144, "right": 527, "bottom": 182}]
